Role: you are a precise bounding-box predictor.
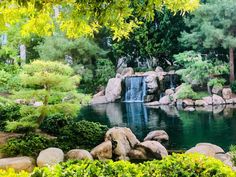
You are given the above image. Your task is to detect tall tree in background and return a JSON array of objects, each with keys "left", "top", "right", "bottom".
[
  {"left": 180, "top": 0, "right": 236, "bottom": 83},
  {"left": 112, "top": 9, "right": 186, "bottom": 69}
]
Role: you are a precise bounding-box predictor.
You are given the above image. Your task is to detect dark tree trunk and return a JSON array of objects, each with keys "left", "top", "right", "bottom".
[{"left": 229, "top": 48, "right": 235, "bottom": 83}]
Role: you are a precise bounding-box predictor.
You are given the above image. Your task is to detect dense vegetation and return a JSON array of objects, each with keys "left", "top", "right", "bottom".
[{"left": 1, "top": 154, "right": 235, "bottom": 177}]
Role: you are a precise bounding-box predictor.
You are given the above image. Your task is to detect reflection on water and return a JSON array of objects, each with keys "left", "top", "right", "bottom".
[{"left": 78, "top": 103, "right": 236, "bottom": 151}]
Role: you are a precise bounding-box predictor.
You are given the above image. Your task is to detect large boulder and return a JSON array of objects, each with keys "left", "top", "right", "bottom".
[
  {"left": 91, "top": 96, "right": 108, "bottom": 105},
  {"left": 121, "top": 67, "right": 134, "bottom": 78},
  {"left": 145, "top": 74, "right": 158, "bottom": 94},
  {"left": 128, "top": 141, "right": 168, "bottom": 160},
  {"left": 0, "top": 157, "right": 35, "bottom": 172},
  {"left": 155, "top": 66, "right": 164, "bottom": 73},
  {"left": 159, "top": 95, "right": 171, "bottom": 105},
  {"left": 222, "top": 88, "right": 232, "bottom": 100},
  {"left": 105, "top": 127, "right": 140, "bottom": 160},
  {"left": 37, "top": 148, "right": 64, "bottom": 167},
  {"left": 144, "top": 130, "right": 169, "bottom": 143},
  {"left": 203, "top": 96, "right": 213, "bottom": 105},
  {"left": 105, "top": 78, "right": 122, "bottom": 102},
  {"left": 186, "top": 143, "right": 224, "bottom": 157},
  {"left": 182, "top": 99, "right": 194, "bottom": 106},
  {"left": 195, "top": 100, "right": 207, "bottom": 106},
  {"left": 90, "top": 141, "right": 112, "bottom": 160},
  {"left": 66, "top": 149, "right": 93, "bottom": 160},
  {"left": 212, "top": 94, "right": 225, "bottom": 105}
]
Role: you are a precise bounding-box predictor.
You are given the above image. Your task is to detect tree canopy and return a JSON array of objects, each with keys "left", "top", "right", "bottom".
[
  {"left": 0, "top": 0, "right": 199, "bottom": 40},
  {"left": 179, "top": 0, "right": 236, "bottom": 82}
]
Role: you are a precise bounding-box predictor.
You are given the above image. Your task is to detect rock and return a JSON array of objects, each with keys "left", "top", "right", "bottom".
[
  {"left": 159, "top": 95, "right": 171, "bottom": 105},
  {"left": 144, "top": 95, "right": 155, "bottom": 102},
  {"left": 37, "top": 148, "right": 64, "bottom": 167},
  {"left": 184, "top": 107, "right": 195, "bottom": 111},
  {"left": 222, "top": 88, "right": 232, "bottom": 100},
  {"left": 90, "top": 141, "right": 112, "bottom": 160},
  {"left": 0, "top": 132, "right": 22, "bottom": 146},
  {"left": 91, "top": 96, "right": 108, "bottom": 105},
  {"left": 186, "top": 143, "right": 224, "bottom": 157},
  {"left": 121, "top": 67, "right": 134, "bottom": 77},
  {"left": 182, "top": 99, "right": 194, "bottom": 106},
  {"left": 213, "top": 105, "right": 225, "bottom": 114},
  {"left": 143, "top": 71, "right": 158, "bottom": 77},
  {"left": 203, "top": 96, "right": 213, "bottom": 105},
  {"left": 165, "top": 89, "right": 174, "bottom": 96},
  {"left": 195, "top": 100, "right": 207, "bottom": 106},
  {"left": 105, "top": 127, "right": 140, "bottom": 160},
  {"left": 66, "top": 149, "right": 93, "bottom": 160},
  {"left": 115, "top": 73, "right": 122, "bottom": 78},
  {"left": 212, "top": 94, "right": 225, "bottom": 105},
  {"left": 155, "top": 66, "right": 164, "bottom": 73},
  {"left": 128, "top": 141, "right": 168, "bottom": 160},
  {"left": 226, "top": 99, "right": 234, "bottom": 104},
  {"left": 93, "top": 90, "right": 105, "bottom": 98},
  {"left": 144, "top": 130, "right": 169, "bottom": 142},
  {"left": 212, "top": 86, "right": 222, "bottom": 95},
  {"left": 145, "top": 101, "right": 160, "bottom": 106},
  {"left": 33, "top": 101, "right": 43, "bottom": 107},
  {"left": 168, "top": 70, "right": 175, "bottom": 75},
  {"left": 105, "top": 78, "right": 122, "bottom": 102},
  {"left": 0, "top": 156, "right": 35, "bottom": 172},
  {"left": 157, "top": 72, "right": 167, "bottom": 81},
  {"left": 145, "top": 75, "right": 158, "bottom": 94}
]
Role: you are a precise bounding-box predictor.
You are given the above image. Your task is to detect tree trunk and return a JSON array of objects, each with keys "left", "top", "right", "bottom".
[{"left": 229, "top": 48, "right": 235, "bottom": 83}]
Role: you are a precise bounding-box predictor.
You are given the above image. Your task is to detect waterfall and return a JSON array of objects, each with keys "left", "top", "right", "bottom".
[{"left": 124, "top": 76, "right": 147, "bottom": 102}]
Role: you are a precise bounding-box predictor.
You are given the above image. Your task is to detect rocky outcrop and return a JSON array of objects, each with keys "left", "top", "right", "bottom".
[
  {"left": 128, "top": 141, "right": 168, "bottom": 160},
  {"left": 222, "top": 88, "right": 232, "bottom": 100},
  {"left": 212, "top": 94, "right": 225, "bottom": 105},
  {"left": 105, "top": 127, "right": 140, "bottom": 160},
  {"left": 91, "top": 78, "right": 122, "bottom": 105},
  {"left": 186, "top": 143, "right": 224, "bottom": 157},
  {"left": 90, "top": 141, "right": 112, "bottom": 160},
  {"left": 105, "top": 78, "right": 122, "bottom": 102},
  {"left": 144, "top": 72, "right": 158, "bottom": 94},
  {"left": 0, "top": 157, "right": 35, "bottom": 172},
  {"left": 121, "top": 67, "right": 134, "bottom": 78},
  {"left": 37, "top": 148, "right": 64, "bottom": 167},
  {"left": 66, "top": 149, "right": 93, "bottom": 160},
  {"left": 144, "top": 130, "right": 169, "bottom": 143},
  {"left": 159, "top": 95, "right": 171, "bottom": 105}
]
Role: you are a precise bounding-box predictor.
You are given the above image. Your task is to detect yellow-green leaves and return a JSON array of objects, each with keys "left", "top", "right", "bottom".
[{"left": 0, "top": 0, "right": 200, "bottom": 40}]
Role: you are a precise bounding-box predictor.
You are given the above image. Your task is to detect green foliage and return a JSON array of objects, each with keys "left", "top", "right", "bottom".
[
  {"left": 176, "top": 84, "right": 197, "bottom": 99},
  {"left": 57, "top": 120, "right": 108, "bottom": 151},
  {"left": 208, "top": 78, "right": 226, "bottom": 88},
  {"left": 29, "top": 154, "right": 235, "bottom": 177},
  {"left": 39, "top": 114, "right": 73, "bottom": 136},
  {"left": 229, "top": 145, "right": 236, "bottom": 166},
  {"left": 0, "top": 133, "right": 55, "bottom": 158},
  {"left": 113, "top": 8, "right": 186, "bottom": 68},
  {"left": 0, "top": 0, "right": 199, "bottom": 40},
  {"left": 95, "top": 59, "right": 115, "bottom": 87},
  {"left": 0, "top": 98, "right": 21, "bottom": 131},
  {"left": 6, "top": 60, "right": 90, "bottom": 132},
  {"left": 230, "top": 81, "right": 236, "bottom": 94},
  {"left": 0, "top": 168, "right": 29, "bottom": 177},
  {"left": 174, "top": 51, "right": 229, "bottom": 86}
]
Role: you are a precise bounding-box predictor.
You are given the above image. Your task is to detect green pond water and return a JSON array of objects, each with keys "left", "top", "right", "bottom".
[{"left": 78, "top": 103, "right": 236, "bottom": 151}]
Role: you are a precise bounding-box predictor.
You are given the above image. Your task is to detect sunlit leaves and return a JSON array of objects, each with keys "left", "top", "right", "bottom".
[{"left": 0, "top": 0, "right": 200, "bottom": 40}]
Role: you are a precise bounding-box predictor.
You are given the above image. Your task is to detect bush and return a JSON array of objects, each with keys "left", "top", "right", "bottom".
[
  {"left": 231, "top": 81, "right": 236, "bottom": 93},
  {"left": 0, "top": 133, "right": 55, "bottom": 158},
  {"left": 176, "top": 84, "right": 197, "bottom": 99},
  {"left": 40, "top": 114, "right": 74, "bottom": 136},
  {"left": 229, "top": 145, "right": 236, "bottom": 166},
  {"left": 0, "top": 168, "right": 29, "bottom": 177},
  {"left": 30, "top": 154, "right": 235, "bottom": 177},
  {"left": 0, "top": 99, "right": 21, "bottom": 131},
  {"left": 57, "top": 120, "right": 108, "bottom": 151}
]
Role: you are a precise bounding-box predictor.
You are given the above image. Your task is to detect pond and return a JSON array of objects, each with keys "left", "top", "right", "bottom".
[{"left": 78, "top": 103, "right": 236, "bottom": 151}]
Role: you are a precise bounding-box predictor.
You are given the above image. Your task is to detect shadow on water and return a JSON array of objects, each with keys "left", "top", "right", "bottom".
[{"left": 78, "top": 103, "right": 236, "bottom": 151}]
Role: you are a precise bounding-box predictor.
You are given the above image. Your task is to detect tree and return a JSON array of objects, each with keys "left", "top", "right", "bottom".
[
  {"left": 112, "top": 9, "right": 186, "bottom": 69},
  {"left": 7, "top": 60, "right": 90, "bottom": 131},
  {"left": 179, "top": 0, "right": 236, "bottom": 83},
  {"left": 0, "top": 0, "right": 199, "bottom": 40}
]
